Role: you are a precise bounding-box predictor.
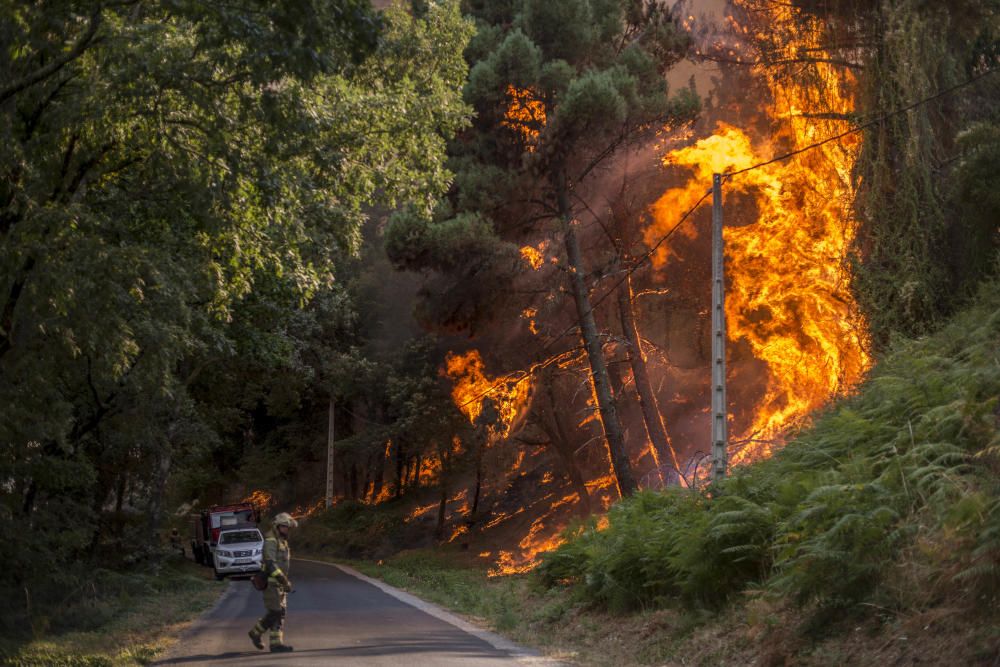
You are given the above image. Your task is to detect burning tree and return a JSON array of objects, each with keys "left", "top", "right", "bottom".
[{"left": 387, "top": 0, "right": 698, "bottom": 498}]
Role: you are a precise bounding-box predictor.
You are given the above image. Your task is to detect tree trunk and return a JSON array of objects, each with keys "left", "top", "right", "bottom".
[
  {"left": 393, "top": 438, "right": 409, "bottom": 498},
  {"left": 21, "top": 480, "right": 37, "bottom": 518},
  {"left": 556, "top": 170, "right": 637, "bottom": 497},
  {"left": 540, "top": 382, "right": 592, "bottom": 515},
  {"left": 372, "top": 443, "right": 385, "bottom": 503},
  {"left": 470, "top": 446, "right": 484, "bottom": 519},
  {"left": 435, "top": 475, "right": 448, "bottom": 540},
  {"left": 147, "top": 448, "right": 170, "bottom": 539},
  {"left": 618, "top": 271, "right": 680, "bottom": 477}
]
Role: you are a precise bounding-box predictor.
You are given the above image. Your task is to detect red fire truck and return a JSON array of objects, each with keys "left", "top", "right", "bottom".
[{"left": 190, "top": 502, "right": 260, "bottom": 566}]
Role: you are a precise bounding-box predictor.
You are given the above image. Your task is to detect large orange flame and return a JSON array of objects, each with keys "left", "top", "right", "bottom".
[
  {"left": 646, "top": 2, "right": 870, "bottom": 458},
  {"left": 443, "top": 350, "right": 533, "bottom": 437}
]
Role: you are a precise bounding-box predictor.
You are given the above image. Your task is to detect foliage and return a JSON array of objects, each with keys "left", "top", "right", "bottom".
[
  {"left": 1, "top": 0, "right": 472, "bottom": 640},
  {"left": 386, "top": 0, "right": 699, "bottom": 500},
  {"left": 296, "top": 500, "right": 408, "bottom": 559},
  {"left": 385, "top": 0, "right": 699, "bottom": 333},
  {"left": 852, "top": 0, "right": 1000, "bottom": 345},
  {"left": 0, "top": 559, "right": 220, "bottom": 666},
  {"left": 538, "top": 277, "right": 1000, "bottom": 618}
]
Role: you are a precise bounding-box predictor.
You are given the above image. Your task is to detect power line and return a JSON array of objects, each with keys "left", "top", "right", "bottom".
[
  {"left": 456, "top": 187, "right": 714, "bottom": 412},
  {"left": 724, "top": 65, "right": 999, "bottom": 179},
  {"left": 454, "top": 65, "right": 999, "bottom": 413}
]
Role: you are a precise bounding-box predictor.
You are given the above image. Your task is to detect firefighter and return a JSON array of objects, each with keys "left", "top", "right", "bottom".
[
  {"left": 248, "top": 512, "right": 298, "bottom": 652},
  {"left": 169, "top": 528, "right": 183, "bottom": 557}
]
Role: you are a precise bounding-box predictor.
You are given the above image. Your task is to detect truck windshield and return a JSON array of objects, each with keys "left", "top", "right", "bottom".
[{"left": 220, "top": 530, "right": 261, "bottom": 544}]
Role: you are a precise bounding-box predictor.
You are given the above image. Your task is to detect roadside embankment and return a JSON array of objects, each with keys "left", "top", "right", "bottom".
[{"left": 2, "top": 559, "right": 225, "bottom": 667}]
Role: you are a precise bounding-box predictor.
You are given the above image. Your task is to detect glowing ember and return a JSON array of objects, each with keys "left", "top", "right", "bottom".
[
  {"left": 521, "top": 307, "right": 539, "bottom": 335},
  {"left": 646, "top": 1, "right": 870, "bottom": 458}
]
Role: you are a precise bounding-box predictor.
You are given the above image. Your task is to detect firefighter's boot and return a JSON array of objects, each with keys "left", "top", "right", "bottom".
[
  {"left": 247, "top": 626, "right": 264, "bottom": 651},
  {"left": 248, "top": 624, "right": 265, "bottom": 650},
  {"left": 269, "top": 629, "right": 293, "bottom": 652}
]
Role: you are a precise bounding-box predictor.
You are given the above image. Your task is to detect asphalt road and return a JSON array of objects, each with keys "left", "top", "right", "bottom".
[{"left": 156, "top": 559, "right": 562, "bottom": 666}]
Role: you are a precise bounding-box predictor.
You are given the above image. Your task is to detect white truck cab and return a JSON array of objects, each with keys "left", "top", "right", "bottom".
[{"left": 213, "top": 525, "right": 264, "bottom": 580}]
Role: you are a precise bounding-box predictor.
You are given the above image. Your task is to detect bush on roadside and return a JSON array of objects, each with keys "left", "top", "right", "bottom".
[{"left": 296, "top": 499, "right": 407, "bottom": 558}]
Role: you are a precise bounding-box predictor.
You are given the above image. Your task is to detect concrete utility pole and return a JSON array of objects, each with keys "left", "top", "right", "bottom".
[
  {"left": 711, "top": 174, "right": 728, "bottom": 482},
  {"left": 326, "top": 397, "right": 335, "bottom": 507}
]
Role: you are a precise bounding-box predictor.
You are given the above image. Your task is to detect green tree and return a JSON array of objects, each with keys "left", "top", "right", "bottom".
[
  {"left": 0, "top": 0, "right": 472, "bottom": 634},
  {"left": 853, "top": 0, "right": 1000, "bottom": 345}
]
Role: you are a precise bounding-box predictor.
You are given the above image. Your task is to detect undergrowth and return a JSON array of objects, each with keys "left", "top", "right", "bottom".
[
  {"left": 296, "top": 499, "right": 407, "bottom": 559},
  {"left": 539, "top": 278, "right": 1000, "bottom": 621},
  {"left": 0, "top": 559, "right": 221, "bottom": 667}
]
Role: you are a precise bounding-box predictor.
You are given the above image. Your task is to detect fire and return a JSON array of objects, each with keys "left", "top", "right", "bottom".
[
  {"left": 443, "top": 350, "right": 533, "bottom": 437},
  {"left": 521, "top": 307, "right": 539, "bottom": 334},
  {"left": 646, "top": 2, "right": 870, "bottom": 454},
  {"left": 520, "top": 245, "right": 544, "bottom": 269},
  {"left": 503, "top": 85, "right": 546, "bottom": 148},
  {"left": 488, "top": 493, "right": 578, "bottom": 577},
  {"left": 404, "top": 502, "right": 438, "bottom": 523},
  {"left": 243, "top": 489, "right": 275, "bottom": 512},
  {"left": 418, "top": 453, "right": 442, "bottom": 486},
  {"left": 373, "top": 485, "right": 393, "bottom": 504},
  {"left": 291, "top": 498, "right": 324, "bottom": 520}
]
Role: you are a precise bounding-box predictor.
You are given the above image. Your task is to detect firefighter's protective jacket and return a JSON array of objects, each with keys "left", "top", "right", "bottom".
[{"left": 262, "top": 528, "right": 291, "bottom": 588}]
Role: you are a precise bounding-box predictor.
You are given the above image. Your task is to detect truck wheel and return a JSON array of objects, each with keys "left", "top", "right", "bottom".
[{"left": 214, "top": 568, "right": 225, "bottom": 581}]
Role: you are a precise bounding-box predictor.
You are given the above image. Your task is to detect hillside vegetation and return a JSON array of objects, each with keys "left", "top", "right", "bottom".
[{"left": 539, "top": 276, "right": 1000, "bottom": 628}]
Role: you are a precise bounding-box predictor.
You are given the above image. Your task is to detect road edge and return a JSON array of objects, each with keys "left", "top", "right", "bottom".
[
  {"left": 294, "top": 557, "right": 552, "bottom": 662},
  {"left": 152, "top": 578, "right": 239, "bottom": 664}
]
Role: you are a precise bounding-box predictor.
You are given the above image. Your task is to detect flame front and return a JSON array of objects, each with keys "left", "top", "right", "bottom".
[{"left": 646, "top": 2, "right": 871, "bottom": 455}]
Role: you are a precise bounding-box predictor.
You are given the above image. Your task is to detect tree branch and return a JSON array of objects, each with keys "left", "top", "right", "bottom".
[{"left": 0, "top": 7, "right": 103, "bottom": 106}]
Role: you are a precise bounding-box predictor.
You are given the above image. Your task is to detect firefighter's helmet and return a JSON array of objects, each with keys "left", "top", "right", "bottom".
[{"left": 273, "top": 512, "right": 298, "bottom": 529}]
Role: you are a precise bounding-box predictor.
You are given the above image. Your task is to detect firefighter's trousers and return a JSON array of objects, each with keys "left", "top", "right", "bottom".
[{"left": 251, "top": 585, "right": 287, "bottom": 646}]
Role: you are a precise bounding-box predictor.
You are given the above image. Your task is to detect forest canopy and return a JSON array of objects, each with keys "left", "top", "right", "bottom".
[{"left": 0, "top": 0, "right": 472, "bottom": 632}]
